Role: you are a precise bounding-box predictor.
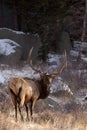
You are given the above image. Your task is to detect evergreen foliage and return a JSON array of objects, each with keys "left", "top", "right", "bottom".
[{"left": 0, "top": 0, "right": 85, "bottom": 61}]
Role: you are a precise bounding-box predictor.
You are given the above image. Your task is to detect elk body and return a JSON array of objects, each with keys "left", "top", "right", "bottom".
[{"left": 8, "top": 48, "right": 67, "bottom": 121}]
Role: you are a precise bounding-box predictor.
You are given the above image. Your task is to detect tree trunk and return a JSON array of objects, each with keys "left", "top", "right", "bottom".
[
  {"left": 78, "top": 0, "right": 87, "bottom": 60},
  {"left": 13, "top": 0, "right": 18, "bottom": 30},
  {"left": 13, "top": 0, "right": 22, "bottom": 31},
  {"left": 0, "top": 0, "right": 4, "bottom": 27}
]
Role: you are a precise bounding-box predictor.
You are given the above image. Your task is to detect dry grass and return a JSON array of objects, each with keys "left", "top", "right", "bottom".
[
  {"left": 0, "top": 106, "right": 87, "bottom": 130},
  {"left": 0, "top": 90, "right": 87, "bottom": 130}
]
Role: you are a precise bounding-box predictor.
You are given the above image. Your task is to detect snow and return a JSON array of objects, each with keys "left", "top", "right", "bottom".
[
  {"left": 81, "top": 57, "right": 87, "bottom": 62},
  {"left": 0, "top": 65, "right": 40, "bottom": 85},
  {"left": 70, "top": 50, "right": 79, "bottom": 57},
  {"left": 0, "top": 28, "right": 41, "bottom": 37},
  {"left": 70, "top": 50, "right": 85, "bottom": 58},
  {"left": 47, "top": 53, "right": 61, "bottom": 65},
  {"left": 0, "top": 65, "right": 73, "bottom": 95},
  {"left": 48, "top": 53, "right": 60, "bottom": 62},
  {"left": 0, "top": 39, "right": 20, "bottom": 56},
  {"left": 70, "top": 50, "right": 87, "bottom": 62},
  {"left": 74, "top": 41, "right": 87, "bottom": 49},
  {"left": 0, "top": 28, "right": 26, "bottom": 35},
  {"left": 48, "top": 104, "right": 54, "bottom": 108},
  {"left": 0, "top": 74, "right": 5, "bottom": 83},
  {"left": 50, "top": 77, "right": 73, "bottom": 95},
  {"left": 70, "top": 40, "right": 87, "bottom": 62}
]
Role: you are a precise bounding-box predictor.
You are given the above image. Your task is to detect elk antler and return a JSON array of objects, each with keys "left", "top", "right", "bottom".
[
  {"left": 28, "top": 47, "right": 43, "bottom": 74},
  {"left": 50, "top": 50, "right": 67, "bottom": 78}
]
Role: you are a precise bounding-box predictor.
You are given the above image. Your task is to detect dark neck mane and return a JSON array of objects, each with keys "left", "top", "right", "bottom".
[{"left": 38, "top": 79, "right": 50, "bottom": 99}]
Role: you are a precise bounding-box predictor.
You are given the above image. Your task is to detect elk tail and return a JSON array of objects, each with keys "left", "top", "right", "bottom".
[
  {"left": 17, "top": 87, "right": 22, "bottom": 97},
  {"left": 10, "top": 88, "right": 16, "bottom": 97},
  {"left": 10, "top": 87, "right": 22, "bottom": 98}
]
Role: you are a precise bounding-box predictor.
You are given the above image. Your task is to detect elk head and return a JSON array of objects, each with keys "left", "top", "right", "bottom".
[{"left": 27, "top": 47, "right": 67, "bottom": 84}]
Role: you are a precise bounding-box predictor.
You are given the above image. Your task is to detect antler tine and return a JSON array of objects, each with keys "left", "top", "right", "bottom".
[
  {"left": 51, "top": 50, "right": 67, "bottom": 78},
  {"left": 28, "top": 47, "right": 43, "bottom": 74}
]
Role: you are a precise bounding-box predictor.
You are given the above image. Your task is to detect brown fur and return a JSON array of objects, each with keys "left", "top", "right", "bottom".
[
  {"left": 9, "top": 76, "right": 51, "bottom": 121},
  {"left": 9, "top": 78, "right": 33, "bottom": 106}
]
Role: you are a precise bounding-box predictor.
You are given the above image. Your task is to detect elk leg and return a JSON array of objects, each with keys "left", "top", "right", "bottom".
[
  {"left": 14, "top": 98, "right": 17, "bottom": 121},
  {"left": 18, "top": 106, "right": 24, "bottom": 121},
  {"left": 30, "top": 100, "right": 36, "bottom": 117},
  {"left": 19, "top": 94, "right": 25, "bottom": 108},
  {"left": 30, "top": 101, "right": 33, "bottom": 117},
  {"left": 10, "top": 89, "right": 18, "bottom": 121},
  {"left": 25, "top": 103, "right": 29, "bottom": 121}
]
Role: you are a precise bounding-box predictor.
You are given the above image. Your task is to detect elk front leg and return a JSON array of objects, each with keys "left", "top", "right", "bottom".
[{"left": 18, "top": 105, "right": 24, "bottom": 121}]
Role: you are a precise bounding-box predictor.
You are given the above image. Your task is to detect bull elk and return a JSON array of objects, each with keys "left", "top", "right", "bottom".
[{"left": 8, "top": 47, "right": 67, "bottom": 121}]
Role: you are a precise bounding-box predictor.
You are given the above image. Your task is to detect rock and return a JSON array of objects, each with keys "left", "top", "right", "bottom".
[
  {"left": 0, "top": 39, "right": 23, "bottom": 65},
  {"left": 56, "top": 31, "right": 72, "bottom": 53},
  {"left": 0, "top": 28, "right": 41, "bottom": 63}
]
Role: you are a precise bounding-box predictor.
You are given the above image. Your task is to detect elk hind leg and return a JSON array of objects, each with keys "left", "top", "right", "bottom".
[
  {"left": 30, "top": 99, "right": 36, "bottom": 118},
  {"left": 18, "top": 105, "right": 24, "bottom": 121},
  {"left": 14, "top": 98, "right": 18, "bottom": 121},
  {"left": 25, "top": 103, "right": 29, "bottom": 121}
]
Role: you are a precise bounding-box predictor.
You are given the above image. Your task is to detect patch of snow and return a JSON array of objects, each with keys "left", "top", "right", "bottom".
[
  {"left": 0, "top": 28, "right": 26, "bottom": 35},
  {"left": 75, "top": 89, "right": 87, "bottom": 105},
  {"left": 0, "top": 39, "right": 20, "bottom": 56},
  {"left": 74, "top": 41, "right": 87, "bottom": 49},
  {"left": 70, "top": 50, "right": 79, "bottom": 57},
  {"left": 70, "top": 40, "right": 87, "bottom": 59},
  {"left": 13, "top": 31, "right": 26, "bottom": 35},
  {"left": 81, "top": 57, "right": 87, "bottom": 62},
  {"left": 78, "top": 69, "right": 87, "bottom": 74},
  {"left": 70, "top": 50, "right": 86, "bottom": 58},
  {"left": 34, "top": 33, "right": 39, "bottom": 37},
  {"left": 0, "top": 65, "right": 40, "bottom": 85},
  {"left": 50, "top": 77, "right": 73, "bottom": 95},
  {"left": 48, "top": 104, "right": 54, "bottom": 108},
  {"left": 0, "top": 73, "right": 5, "bottom": 83},
  {"left": 48, "top": 95, "right": 63, "bottom": 104},
  {"left": 47, "top": 53, "right": 61, "bottom": 66}
]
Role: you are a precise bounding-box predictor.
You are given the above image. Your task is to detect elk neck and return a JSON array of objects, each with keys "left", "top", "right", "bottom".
[{"left": 38, "top": 78, "right": 50, "bottom": 99}]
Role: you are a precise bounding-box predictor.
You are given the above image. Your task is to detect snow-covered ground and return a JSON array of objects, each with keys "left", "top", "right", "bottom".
[
  {"left": 0, "top": 28, "right": 26, "bottom": 35},
  {"left": 0, "top": 39, "right": 20, "bottom": 56},
  {"left": 70, "top": 41, "right": 87, "bottom": 62}
]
